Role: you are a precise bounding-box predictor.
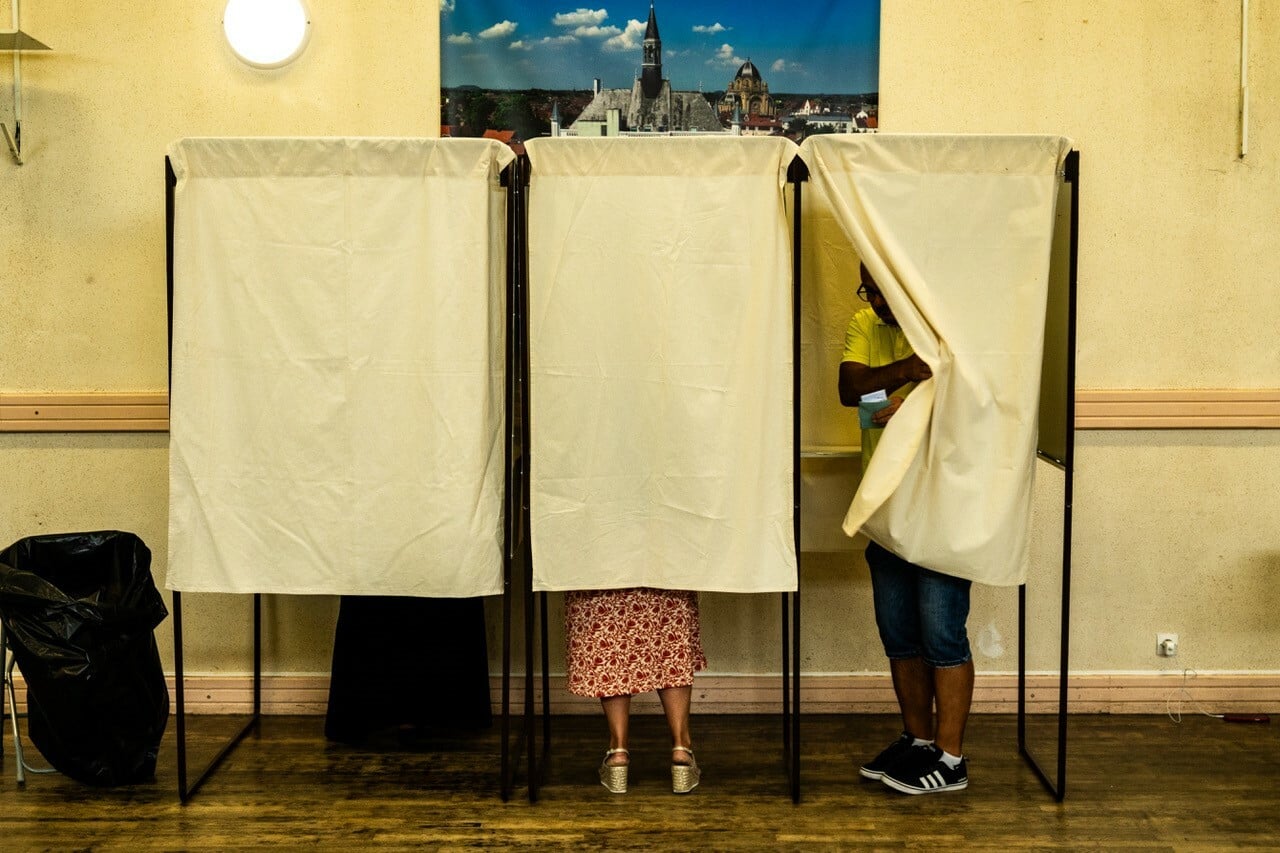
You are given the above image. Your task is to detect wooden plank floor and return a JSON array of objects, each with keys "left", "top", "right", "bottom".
[{"left": 0, "top": 713, "right": 1277, "bottom": 850}]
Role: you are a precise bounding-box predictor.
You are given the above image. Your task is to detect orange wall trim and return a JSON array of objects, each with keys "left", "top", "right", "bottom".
[
  {"left": 3, "top": 390, "right": 1279, "bottom": 433},
  {"left": 5, "top": 673, "right": 1276, "bottom": 716},
  {"left": 1075, "top": 389, "right": 1280, "bottom": 429},
  {"left": 0, "top": 392, "right": 169, "bottom": 432}
]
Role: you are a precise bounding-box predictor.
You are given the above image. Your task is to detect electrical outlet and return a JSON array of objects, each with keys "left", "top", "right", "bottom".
[{"left": 1157, "top": 632, "right": 1178, "bottom": 657}]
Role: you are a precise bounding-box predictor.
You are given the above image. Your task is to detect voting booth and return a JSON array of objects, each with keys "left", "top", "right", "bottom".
[
  {"left": 165, "top": 138, "right": 520, "bottom": 800},
  {"left": 165, "top": 133, "right": 1077, "bottom": 803},
  {"left": 521, "top": 137, "right": 806, "bottom": 799},
  {"left": 800, "top": 134, "right": 1078, "bottom": 799}
]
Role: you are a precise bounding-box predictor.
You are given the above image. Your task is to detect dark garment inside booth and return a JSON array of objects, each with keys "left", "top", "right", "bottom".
[{"left": 324, "top": 596, "right": 493, "bottom": 745}]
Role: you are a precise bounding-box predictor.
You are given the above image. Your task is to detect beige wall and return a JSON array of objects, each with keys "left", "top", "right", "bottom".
[
  {"left": 1, "top": 0, "right": 439, "bottom": 391},
  {"left": 1, "top": 2, "right": 1277, "bottom": 683}
]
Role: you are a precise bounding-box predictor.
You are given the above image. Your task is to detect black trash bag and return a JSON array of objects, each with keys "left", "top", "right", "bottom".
[{"left": 0, "top": 531, "right": 169, "bottom": 786}]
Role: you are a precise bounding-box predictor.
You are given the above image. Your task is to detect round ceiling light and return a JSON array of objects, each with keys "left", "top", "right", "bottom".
[{"left": 223, "top": 0, "right": 311, "bottom": 69}]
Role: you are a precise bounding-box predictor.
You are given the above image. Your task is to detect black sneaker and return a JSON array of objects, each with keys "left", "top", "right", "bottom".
[
  {"left": 858, "top": 732, "right": 919, "bottom": 780},
  {"left": 880, "top": 746, "right": 968, "bottom": 794}
]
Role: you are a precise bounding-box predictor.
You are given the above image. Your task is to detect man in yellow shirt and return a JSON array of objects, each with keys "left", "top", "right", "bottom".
[{"left": 838, "top": 263, "right": 974, "bottom": 795}]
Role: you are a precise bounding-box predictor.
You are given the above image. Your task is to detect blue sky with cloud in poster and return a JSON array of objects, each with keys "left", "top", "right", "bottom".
[{"left": 440, "top": 0, "right": 879, "bottom": 94}]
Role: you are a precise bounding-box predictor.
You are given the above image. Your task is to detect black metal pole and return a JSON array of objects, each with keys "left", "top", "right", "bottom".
[
  {"left": 1017, "top": 583, "right": 1027, "bottom": 753},
  {"left": 166, "top": 157, "right": 175, "bottom": 389},
  {"left": 498, "top": 160, "right": 517, "bottom": 802},
  {"left": 1055, "top": 149, "right": 1080, "bottom": 802},
  {"left": 516, "top": 154, "right": 539, "bottom": 803},
  {"left": 524, "top": 558, "right": 537, "bottom": 802},
  {"left": 173, "top": 591, "right": 188, "bottom": 800},
  {"left": 252, "top": 595, "right": 261, "bottom": 719},
  {"left": 781, "top": 593, "right": 791, "bottom": 764},
  {"left": 789, "top": 157, "right": 807, "bottom": 804},
  {"left": 540, "top": 590, "right": 551, "bottom": 782}
]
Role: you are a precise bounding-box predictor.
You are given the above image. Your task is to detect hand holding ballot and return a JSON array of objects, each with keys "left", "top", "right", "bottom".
[{"left": 859, "top": 391, "right": 907, "bottom": 428}]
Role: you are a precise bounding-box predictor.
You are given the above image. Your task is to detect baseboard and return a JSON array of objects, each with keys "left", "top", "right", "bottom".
[{"left": 7, "top": 673, "right": 1276, "bottom": 716}]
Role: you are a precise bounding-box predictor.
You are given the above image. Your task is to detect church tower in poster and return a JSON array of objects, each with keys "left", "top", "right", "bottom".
[
  {"left": 640, "top": 3, "right": 662, "bottom": 98},
  {"left": 570, "top": 1, "right": 721, "bottom": 134}
]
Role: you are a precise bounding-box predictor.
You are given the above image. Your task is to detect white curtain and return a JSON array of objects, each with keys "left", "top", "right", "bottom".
[
  {"left": 525, "top": 137, "right": 799, "bottom": 593},
  {"left": 167, "top": 138, "right": 515, "bottom": 596},
  {"left": 802, "top": 134, "right": 1072, "bottom": 587}
]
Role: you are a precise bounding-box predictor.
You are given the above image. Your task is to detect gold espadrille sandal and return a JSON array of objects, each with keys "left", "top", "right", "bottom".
[
  {"left": 599, "top": 748, "right": 629, "bottom": 793},
  {"left": 671, "top": 746, "right": 700, "bottom": 794}
]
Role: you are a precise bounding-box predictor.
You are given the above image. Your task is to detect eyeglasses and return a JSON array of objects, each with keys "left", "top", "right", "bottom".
[{"left": 856, "top": 284, "right": 883, "bottom": 302}]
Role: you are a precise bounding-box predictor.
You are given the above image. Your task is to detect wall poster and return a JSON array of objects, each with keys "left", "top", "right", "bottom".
[{"left": 440, "top": 1, "right": 880, "bottom": 144}]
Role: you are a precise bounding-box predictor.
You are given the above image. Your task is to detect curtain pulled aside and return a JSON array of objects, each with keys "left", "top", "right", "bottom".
[
  {"left": 166, "top": 138, "right": 515, "bottom": 596},
  {"left": 525, "top": 137, "right": 799, "bottom": 593},
  {"left": 802, "top": 134, "right": 1072, "bottom": 587}
]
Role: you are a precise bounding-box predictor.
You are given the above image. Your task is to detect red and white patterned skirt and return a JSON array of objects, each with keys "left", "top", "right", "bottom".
[{"left": 565, "top": 588, "right": 707, "bottom": 698}]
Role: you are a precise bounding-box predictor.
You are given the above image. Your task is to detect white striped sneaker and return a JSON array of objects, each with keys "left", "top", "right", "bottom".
[{"left": 880, "top": 747, "right": 968, "bottom": 794}]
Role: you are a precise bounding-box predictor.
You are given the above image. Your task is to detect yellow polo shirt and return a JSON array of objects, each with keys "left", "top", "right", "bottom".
[{"left": 841, "top": 307, "right": 915, "bottom": 471}]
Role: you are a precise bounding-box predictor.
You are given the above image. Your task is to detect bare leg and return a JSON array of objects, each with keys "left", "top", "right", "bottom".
[
  {"left": 889, "top": 657, "right": 935, "bottom": 740},
  {"left": 932, "top": 660, "right": 974, "bottom": 756},
  {"left": 657, "top": 684, "right": 694, "bottom": 763},
  {"left": 601, "top": 695, "right": 631, "bottom": 764}
]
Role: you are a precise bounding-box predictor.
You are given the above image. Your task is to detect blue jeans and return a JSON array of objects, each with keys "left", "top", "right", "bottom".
[{"left": 865, "top": 541, "right": 972, "bottom": 668}]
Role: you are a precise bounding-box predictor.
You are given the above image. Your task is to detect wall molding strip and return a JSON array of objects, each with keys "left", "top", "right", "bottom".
[
  {"left": 3, "top": 390, "right": 1279, "bottom": 433},
  {"left": 1075, "top": 389, "right": 1280, "bottom": 429},
  {"left": 0, "top": 392, "right": 168, "bottom": 432}
]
